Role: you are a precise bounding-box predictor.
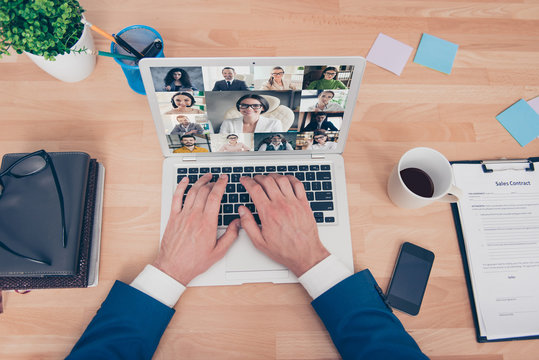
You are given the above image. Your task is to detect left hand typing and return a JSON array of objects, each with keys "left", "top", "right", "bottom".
[{"left": 152, "top": 174, "right": 240, "bottom": 285}]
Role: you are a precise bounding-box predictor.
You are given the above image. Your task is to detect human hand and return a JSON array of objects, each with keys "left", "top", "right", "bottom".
[
  {"left": 239, "top": 174, "right": 329, "bottom": 277},
  {"left": 165, "top": 85, "right": 171, "bottom": 91},
  {"left": 152, "top": 174, "right": 240, "bottom": 285}
]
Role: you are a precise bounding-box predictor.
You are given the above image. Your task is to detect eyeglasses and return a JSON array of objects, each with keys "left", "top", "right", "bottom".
[
  {"left": 271, "top": 72, "right": 284, "bottom": 76},
  {"left": 324, "top": 72, "right": 337, "bottom": 76},
  {"left": 314, "top": 136, "right": 326, "bottom": 140},
  {"left": 239, "top": 104, "right": 263, "bottom": 110},
  {"left": 0, "top": 150, "right": 66, "bottom": 265},
  {"left": 228, "top": 137, "right": 238, "bottom": 140}
]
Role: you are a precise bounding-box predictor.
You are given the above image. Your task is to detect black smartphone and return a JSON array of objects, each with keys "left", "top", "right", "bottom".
[{"left": 385, "top": 242, "right": 435, "bottom": 316}]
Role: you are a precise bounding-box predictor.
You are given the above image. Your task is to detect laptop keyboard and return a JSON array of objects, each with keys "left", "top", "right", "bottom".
[{"left": 176, "top": 163, "right": 336, "bottom": 227}]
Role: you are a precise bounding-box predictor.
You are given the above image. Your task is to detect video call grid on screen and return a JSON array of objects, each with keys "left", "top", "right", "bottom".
[{"left": 145, "top": 61, "right": 361, "bottom": 155}]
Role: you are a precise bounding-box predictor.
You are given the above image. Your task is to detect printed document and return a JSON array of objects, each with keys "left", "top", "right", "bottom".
[{"left": 453, "top": 162, "right": 539, "bottom": 340}]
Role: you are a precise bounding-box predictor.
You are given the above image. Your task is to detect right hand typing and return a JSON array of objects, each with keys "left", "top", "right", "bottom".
[{"left": 239, "top": 174, "right": 330, "bottom": 277}]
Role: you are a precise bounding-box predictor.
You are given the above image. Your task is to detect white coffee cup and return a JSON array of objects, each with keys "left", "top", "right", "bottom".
[{"left": 387, "top": 147, "right": 462, "bottom": 209}]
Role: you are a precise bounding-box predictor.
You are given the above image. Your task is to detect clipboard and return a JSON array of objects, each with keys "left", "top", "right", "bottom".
[{"left": 450, "top": 157, "right": 539, "bottom": 342}]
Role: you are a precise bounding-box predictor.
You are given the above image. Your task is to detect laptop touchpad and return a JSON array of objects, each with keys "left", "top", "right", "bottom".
[{"left": 224, "top": 229, "right": 287, "bottom": 272}]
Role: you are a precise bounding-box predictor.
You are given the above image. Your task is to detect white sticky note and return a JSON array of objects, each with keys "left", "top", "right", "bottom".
[{"left": 366, "top": 33, "right": 414, "bottom": 76}]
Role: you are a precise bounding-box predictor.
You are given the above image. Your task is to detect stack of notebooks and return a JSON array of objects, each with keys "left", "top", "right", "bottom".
[{"left": 0, "top": 151, "right": 104, "bottom": 291}]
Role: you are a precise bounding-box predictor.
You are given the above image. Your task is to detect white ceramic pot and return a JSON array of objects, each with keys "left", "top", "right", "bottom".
[{"left": 25, "top": 19, "right": 96, "bottom": 82}]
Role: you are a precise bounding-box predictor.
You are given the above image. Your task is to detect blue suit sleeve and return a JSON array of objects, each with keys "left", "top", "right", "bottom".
[
  {"left": 312, "top": 270, "right": 429, "bottom": 360},
  {"left": 66, "top": 281, "right": 175, "bottom": 360}
]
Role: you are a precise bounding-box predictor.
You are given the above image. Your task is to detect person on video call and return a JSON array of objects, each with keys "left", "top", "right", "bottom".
[
  {"left": 219, "top": 94, "right": 283, "bottom": 134},
  {"left": 66, "top": 174, "right": 429, "bottom": 360},
  {"left": 170, "top": 115, "right": 204, "bottom": 137},
  {"left": 212, "top": 67, "right": 249, "bottom": 91},
  {"left": 258, "top": 134, "right": 294, "bottom": 151},
  {"left": 302, "top": 112, "right": 338, "bottom": 132},
  {"left": 306, "top": 66, "right": 347, "bottom": 90},
  {"left": 172, "top": 134, "right": 209, "bottom": 153},
  {"left": 163, "top": 68, "right": 198, "bottom": 92},
  {"left": 260, "top": 66, "right": 297, "bottom": 90},
  {"left": 307, "top": 130, "right": 338, "bottom": 151},
  {"left": 218, "top": 134, "right": 251, "bottom": 152},
  {"left": 165, "top": 92, "right": 205, "bottom": 115},
  {"left": 306, "top": 90, "right": 344, "bottom": 113}
]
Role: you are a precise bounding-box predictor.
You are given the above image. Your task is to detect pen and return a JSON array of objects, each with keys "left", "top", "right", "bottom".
[
  {"left": 113, "top": 34, "right": 144, "bottom": 59},
  {"left": 141, "top": 39, "right": 163, "bottom": 58}
]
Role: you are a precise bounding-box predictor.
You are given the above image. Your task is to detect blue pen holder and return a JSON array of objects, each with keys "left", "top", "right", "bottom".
[{"left": 111, "top": 25, "right": 164, "bottom": 95}]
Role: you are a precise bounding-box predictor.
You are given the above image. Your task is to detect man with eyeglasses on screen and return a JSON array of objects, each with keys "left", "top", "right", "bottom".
[{"left": 66, "top": 173, "right": 429, "bottom": 360}]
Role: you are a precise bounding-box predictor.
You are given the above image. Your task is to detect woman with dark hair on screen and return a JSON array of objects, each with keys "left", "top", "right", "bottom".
[
  {"left": 306, "top": 90, "right": 344, "bottom": 112},
  {"left": 165, "top": 92, "right": 204, "bottom": 114},
  {"left": 219, "top": 94, "right": 282, "bottom": 133},
  {"left": 307, "top": 67, "right": 346, "bottom": 90},
  {"left": 260, "top": 66, "right": 297, "bottom": 90},
  {"left": 307, "top": 129, "right": 337, "bottom": 151},
  {"left": 163, "top": 68, "right": 198, "bottom": 92}
]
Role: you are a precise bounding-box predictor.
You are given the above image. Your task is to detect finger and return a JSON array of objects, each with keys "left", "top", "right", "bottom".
[
  {"left": 171, "top": 176, "right": 189, "bottom": 214},
  {"left": 191, "top": 182, "right": 213, "bottom": 211},
  {"left": 238, "top": 206, "right": 267, "bottom": 248},
  {"left": 240, "top": 176, "right": 270, "bottom": 208},
  {"left": 268, "top": 173, "right": 295, "bottom": 198},
  {"left": 286, "top": 175, "right": 308, "bottom": 201},
  {"left": 204, "top": 174, "right": 228, "bottom": 217},
  {"left": 212, "top": 218, "right": 240, "bottom": 259},
  {"left": 183, "top": 173, "right": 212, "bottom": 210},
  {"left": 253, "top": 175, "right": 285, "bottom": 201}
]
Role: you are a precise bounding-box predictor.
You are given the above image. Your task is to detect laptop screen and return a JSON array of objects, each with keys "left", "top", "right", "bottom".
[{"left": 140, "top": 57, "right": 365, "bottom": 156}]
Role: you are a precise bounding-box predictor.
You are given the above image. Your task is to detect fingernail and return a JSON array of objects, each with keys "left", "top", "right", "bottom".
[
  {"left": 181, "top": 177, "right": 188, "bottom": 182},
  {"left": 238, "top": 206, "right": 245, "bottom": 216},
  {"left": 220, "top": 174, "right": 227, "bottom": 179}
]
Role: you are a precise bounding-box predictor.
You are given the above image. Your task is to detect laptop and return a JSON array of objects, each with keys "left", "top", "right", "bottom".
[{"left": 139, "top": 56, "right": 365, "bottom": 286}]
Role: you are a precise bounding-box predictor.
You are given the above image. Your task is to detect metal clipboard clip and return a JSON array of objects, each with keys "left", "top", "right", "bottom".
[{"left": 481, "top": 159, "right": 535, "bottom": 173}]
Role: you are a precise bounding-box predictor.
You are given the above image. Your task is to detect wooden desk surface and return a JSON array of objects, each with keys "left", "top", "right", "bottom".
[{"left": 1, "top": 0, "right": 538, "bottom": 358}]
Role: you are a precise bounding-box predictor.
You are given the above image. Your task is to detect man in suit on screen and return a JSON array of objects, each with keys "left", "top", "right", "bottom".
[{"left": 212, "top": 67, "right": 249, "bottom": 91}]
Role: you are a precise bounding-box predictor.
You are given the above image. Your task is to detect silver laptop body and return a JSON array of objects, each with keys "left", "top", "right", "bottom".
[{"left": 140, "top": 56, "right": 365, "bottom": 286}]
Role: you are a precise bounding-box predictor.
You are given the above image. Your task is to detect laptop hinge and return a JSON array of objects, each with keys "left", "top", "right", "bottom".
[
  {"left": 311, "top": 153, "right": 326, "bottom": 159},
  {"left": 182, "top": 156, "right": 197, "bottom": 162}
]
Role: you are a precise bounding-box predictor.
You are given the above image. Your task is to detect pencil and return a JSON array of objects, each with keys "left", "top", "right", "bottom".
[
  {"left": 81, "top": 19, "right": 117, "bottom": 44},
  {"left": 92, "top": 50, "right": 138, "bottom": 61}
]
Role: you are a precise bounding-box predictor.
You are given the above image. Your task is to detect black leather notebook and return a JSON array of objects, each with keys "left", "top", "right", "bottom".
[
  {"left": 0, "top": 152, "right": 91, "bottom": 278},
  {"left": 0, "top": 158, "right": 99, "bottom": 290}
]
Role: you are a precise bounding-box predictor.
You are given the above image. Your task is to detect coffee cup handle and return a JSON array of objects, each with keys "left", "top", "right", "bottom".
[{"left": 437, "top": 185, "right": 463, "bottom": 203}]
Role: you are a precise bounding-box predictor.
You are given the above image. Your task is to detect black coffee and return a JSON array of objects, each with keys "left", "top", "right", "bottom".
[{"left": 400, "top": 167, "right": 434, "bottom": 198}]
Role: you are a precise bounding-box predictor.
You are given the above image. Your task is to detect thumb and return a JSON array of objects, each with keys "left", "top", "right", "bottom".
[
  {"left": 214, "top": 218, "right": 240, "bottom": 257},
  {"left": 238, "top": 206, "right": 266, "bottom": 248}
]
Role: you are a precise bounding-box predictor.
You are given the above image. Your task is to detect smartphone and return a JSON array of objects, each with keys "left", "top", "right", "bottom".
[{"left": 385, "top": 242, "right": 435, "bottom": 316}]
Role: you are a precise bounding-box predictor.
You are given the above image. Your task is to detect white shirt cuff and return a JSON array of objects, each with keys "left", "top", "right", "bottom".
[
  {"left": 130, "top": 265, "right": 186, "bottom": 308},
  {"left": 298, "top": 254, "right": 353, "bottom": 300}
]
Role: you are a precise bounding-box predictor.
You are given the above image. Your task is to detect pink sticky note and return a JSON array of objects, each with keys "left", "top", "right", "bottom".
[
  {"left": 366, "top": 33, "right": 414, "bottom": 76},
  {"left": 529, "top": 96, "right": 539, "bottom": 138}
]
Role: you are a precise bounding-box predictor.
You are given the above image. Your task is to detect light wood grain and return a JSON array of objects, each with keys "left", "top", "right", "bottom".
[{"left": 1, "top": 0, "right": 539, "bottom": 358}]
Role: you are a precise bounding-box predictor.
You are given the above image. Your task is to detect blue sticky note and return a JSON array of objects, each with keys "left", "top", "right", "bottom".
[
  {"left": 413, "top": 33, "right": 458, "bottom": 74},
  {"left": 496, "top": 99, "right": 539, "bottom": 146}
]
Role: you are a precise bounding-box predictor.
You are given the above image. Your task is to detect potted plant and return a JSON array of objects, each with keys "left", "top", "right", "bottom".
[{"left": 0, "top": 0, "right": 96, "bottom": 82}]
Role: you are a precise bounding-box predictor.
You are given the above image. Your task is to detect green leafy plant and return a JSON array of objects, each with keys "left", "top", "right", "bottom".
[{"left": 0, "top": 0, "right": 85, "bottom": 61}]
